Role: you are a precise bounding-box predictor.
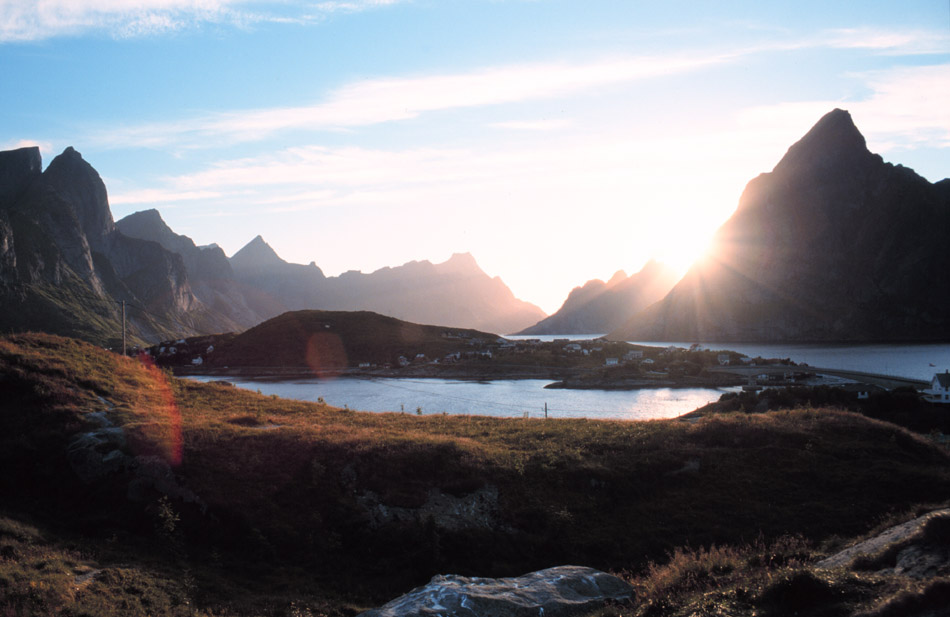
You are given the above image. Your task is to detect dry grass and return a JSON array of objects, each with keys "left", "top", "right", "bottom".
[{"left": 2, "top": 332, "right": 949, "bottom": 616}]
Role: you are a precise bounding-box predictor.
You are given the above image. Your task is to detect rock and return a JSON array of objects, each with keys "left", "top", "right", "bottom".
[
  {"left": 358, "top": 565, "right": 634, "bottom": 617},
  {"left": 358, "top": 485, "right": 500, "bottom": 532},
  {"left": 817, "top": 509, "right": 950, "bottom": 572},
  {"left": 0, "top": 146, "right": 42, "bottom": 208}
]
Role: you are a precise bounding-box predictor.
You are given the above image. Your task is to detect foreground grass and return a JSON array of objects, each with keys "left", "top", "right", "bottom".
[{"left": 1, "top": 333, "right": 949, "bottom": 615}]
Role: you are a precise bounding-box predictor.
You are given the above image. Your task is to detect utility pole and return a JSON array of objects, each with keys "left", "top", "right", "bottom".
[
  {"left": 121, "top": 300, "right": 126, "bottom": 357},
  {"left": 544, "top": 402, "right": 548, "bottom": 419}
]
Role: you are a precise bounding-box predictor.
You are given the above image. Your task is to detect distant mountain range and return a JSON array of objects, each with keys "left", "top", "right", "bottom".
[
  {"left": 119, "top": 214, "right": 544, "bottom": 335},
  {"left": 0, "top": 147, "right": 543, "bottom": 344},
  {"left": 610, "top": 109, "right": 950, "bottom": 342},
  {"left": 3, "top": 108, "right": 947, "bottom": 346},
  {"left": 516, "top": 260, "right": 678, "bottom": 335}
]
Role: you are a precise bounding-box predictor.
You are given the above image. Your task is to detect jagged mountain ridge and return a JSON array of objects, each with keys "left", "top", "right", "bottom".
[
  {"left": 0, "top": 147, "right": 239, "bottom": 345},
  {"left": 223, "top": 235, "right": 545, "bottom": 334},
  {"left": 610, "top": 109, "right": 950, "bottom": 342},
  {"left": 517, "top": 260, "right": 679, "bottom": 335},
  {"left": 0, "top": 144, "right": 546, "bottom": 342},
  {"left": 118, "top": 209, "right": 546, "bottom": 333}
]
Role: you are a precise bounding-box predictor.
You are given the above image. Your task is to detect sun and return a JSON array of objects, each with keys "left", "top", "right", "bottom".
[{"left": 653, "top": 227, "right": 715, "bottom": 278}]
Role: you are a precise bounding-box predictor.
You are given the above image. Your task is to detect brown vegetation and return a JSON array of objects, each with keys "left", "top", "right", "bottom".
[{"left": 1, "top": 333, "right": 948, "bottom": 616}]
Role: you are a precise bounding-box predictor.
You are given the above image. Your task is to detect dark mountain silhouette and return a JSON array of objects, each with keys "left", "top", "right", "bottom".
[
  {"left": 0, "top": 147, "right": 236, "bottom": 345},
  {"left": 518, "top": 260, "right": 678, "bottom": 335},
  {"left": 610, "top": 109, "right": 950, "bottom": 342},
  {"left": 0, "top": 145, "right": 545, "bottom": 342}
]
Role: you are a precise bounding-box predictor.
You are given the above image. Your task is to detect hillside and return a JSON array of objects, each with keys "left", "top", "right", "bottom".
[
  {"left": 518, "top": 260, "right": 678, "bottom": 335},
  {"left": 1, "top": 333, "right": 949, "bottom": 615},
  {"left": 179, "top": 309, "right": 500, "bottom": 370},
  {"left": 610, "top": 109, "right": 950, "bottom": 343}
]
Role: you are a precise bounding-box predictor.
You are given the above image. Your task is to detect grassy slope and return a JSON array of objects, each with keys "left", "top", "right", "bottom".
[
  {"left": 1, "top": 333, "right": 949, "bottom": 616},
  {"left": 194, "top": 309, "right": 497, "bottom": 369}
]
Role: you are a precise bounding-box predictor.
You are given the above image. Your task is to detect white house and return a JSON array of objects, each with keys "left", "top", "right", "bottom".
[
  {"left": 605, "top": 358, "right": 619, "bottom": 367},
  {"left": 924, "top": 371, "right": 950, "bottom": 404},
  {"left": 624, "top": 350, "right": 644, "bottom": 361}
]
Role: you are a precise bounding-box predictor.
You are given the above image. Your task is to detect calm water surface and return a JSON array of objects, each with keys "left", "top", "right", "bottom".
[
  {"left": 188, "top": 376, "right": 724, "bottom": 420},
  {"left": 190, "top": 342, "right": 950, "bottom": 420}
]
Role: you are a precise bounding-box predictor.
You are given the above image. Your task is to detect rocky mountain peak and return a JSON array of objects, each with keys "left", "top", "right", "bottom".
[
  {"left": 43, "top": 147, "right": 115, "bottom": 245},
  {"left": 117, "top": 208, "right": 173, "bottom": 237},
  {"left": 0, "top": 146, "right": 43, "bottom": 208},
  {"left": 606, "top": 270, "right": 627, "bottom": 287},
  {"left": 230, "top": 235, "right": 287, "bottom": 270},
  {"left": 439, "top": 252, "right": 482, "bottom": 275},
  {"left": 772, "top": 108, "right": 874, "bottom": 179}
]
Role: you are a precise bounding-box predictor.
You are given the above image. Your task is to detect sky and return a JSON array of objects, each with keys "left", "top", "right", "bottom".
[{"left": 1, "top": 1, "right": 948, "bottom": 315}]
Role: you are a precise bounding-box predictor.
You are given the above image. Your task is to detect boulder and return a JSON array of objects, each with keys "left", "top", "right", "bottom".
[{"left": 358, "top": 565, "right": 634, "bottom": 617}]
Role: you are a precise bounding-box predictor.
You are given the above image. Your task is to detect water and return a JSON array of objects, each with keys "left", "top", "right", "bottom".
[
  {"left": 624, "top": 342, "right": 950, "bottom": 381},
  {"left": 188, "top": 342, "right": 950, "bottom": 420},
  {"left": 188, "top": 375, "right": 725, "bottom": 420}
]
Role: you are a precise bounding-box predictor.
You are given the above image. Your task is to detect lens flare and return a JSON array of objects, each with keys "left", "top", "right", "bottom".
[
  {"left": 305, "top": 332, "right": 348, "bottom": 378},
  {"left": 133, "top": 353, "right": 183, "bottom": 466}
]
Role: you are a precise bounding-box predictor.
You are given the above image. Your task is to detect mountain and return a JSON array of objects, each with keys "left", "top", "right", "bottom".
[
  {"left": 517, "top": 260, "right": 678, "bottom": 335},
  {"left": 0, "top": 146, "right": 237, "bottom": 345},
  {"left": 116, "top": 211, "right": 282, "bottom": 328},
  {"left": 610, "top": 109, "right": 950, "bottom": 342},
  {"left": 228, "top": 243, "right": 546, "bottom": 335},
  {"left": 0, "top": 145, "right": 544, "bottom": 342}
]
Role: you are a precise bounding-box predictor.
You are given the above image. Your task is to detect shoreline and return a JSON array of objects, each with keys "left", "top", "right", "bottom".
[{"left": 172, "top": 364, "right": 747, "bottom": 391}]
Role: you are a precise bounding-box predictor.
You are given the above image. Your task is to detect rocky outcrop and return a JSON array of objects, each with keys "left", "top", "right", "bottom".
[
  {"left": 817, "top": 509, "right": 950, "bottom": 577},
  {"left": 611, "top": 109, "right": 950, "bottom": 342},
  {"left": 0, "top": 147, "right": 42, "bottom": 208},
  {"left": 358, "top": 565, "right": 634, "bottom": 617},
  {"left": 357, "top": 485, "right": 501, "bottom": 532},
  {"left": 519, "top": 260, "right": 678, "bottom": 335}
]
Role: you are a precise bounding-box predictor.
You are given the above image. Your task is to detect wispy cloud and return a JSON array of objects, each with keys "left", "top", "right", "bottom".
[
  {"left": 96, "top": 51, "right": 734, "bottom": 148},
  {"left": 109, "top": 187, "right": 222, "bottom": 206},
  {"left": 90, "top": 22, "right": 948, "bottom": 150},
  {"left": 736, "top": 63, "right": 950, "bottom": 165},
  {"left": 0, "top": 0, "right": 406, "bottom": 42},
  {"left": 490, "top": 119, "right": 572, "bottom": 131},
  {"left": 820, "top": 27, "right": 948, "bottom": 56}
]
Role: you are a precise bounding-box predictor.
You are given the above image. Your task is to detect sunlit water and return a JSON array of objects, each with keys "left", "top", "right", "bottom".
[
  {"left": 189, "top": 342, "right": 950, "bottom": 420},
  {"left": 187, "top": 376, "right": 724, "bottom": 420},
  {"left": 509, "top": 336, "right": 950, "bottom": 381}
]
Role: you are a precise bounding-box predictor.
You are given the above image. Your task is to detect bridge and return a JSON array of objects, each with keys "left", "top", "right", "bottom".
[{"left": 705, "top": 365, "right": 929, "bottom": 391}]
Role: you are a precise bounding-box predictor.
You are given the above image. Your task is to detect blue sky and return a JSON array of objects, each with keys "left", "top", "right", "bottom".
[{"left": 2, "top": 0, "right": 948, "bottom": 314}]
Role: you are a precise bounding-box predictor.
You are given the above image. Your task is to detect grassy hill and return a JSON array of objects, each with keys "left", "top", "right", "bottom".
[
  {"left": 153, "top": 310, "right": 499, "bottom": 371},
  {"left": 1, "top": 333, "right": 949, "bottom": 615}
]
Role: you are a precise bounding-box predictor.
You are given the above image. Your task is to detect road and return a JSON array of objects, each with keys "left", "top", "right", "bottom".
[{"left": 706, "top": 365, "right": 929, "bottom": 390}]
